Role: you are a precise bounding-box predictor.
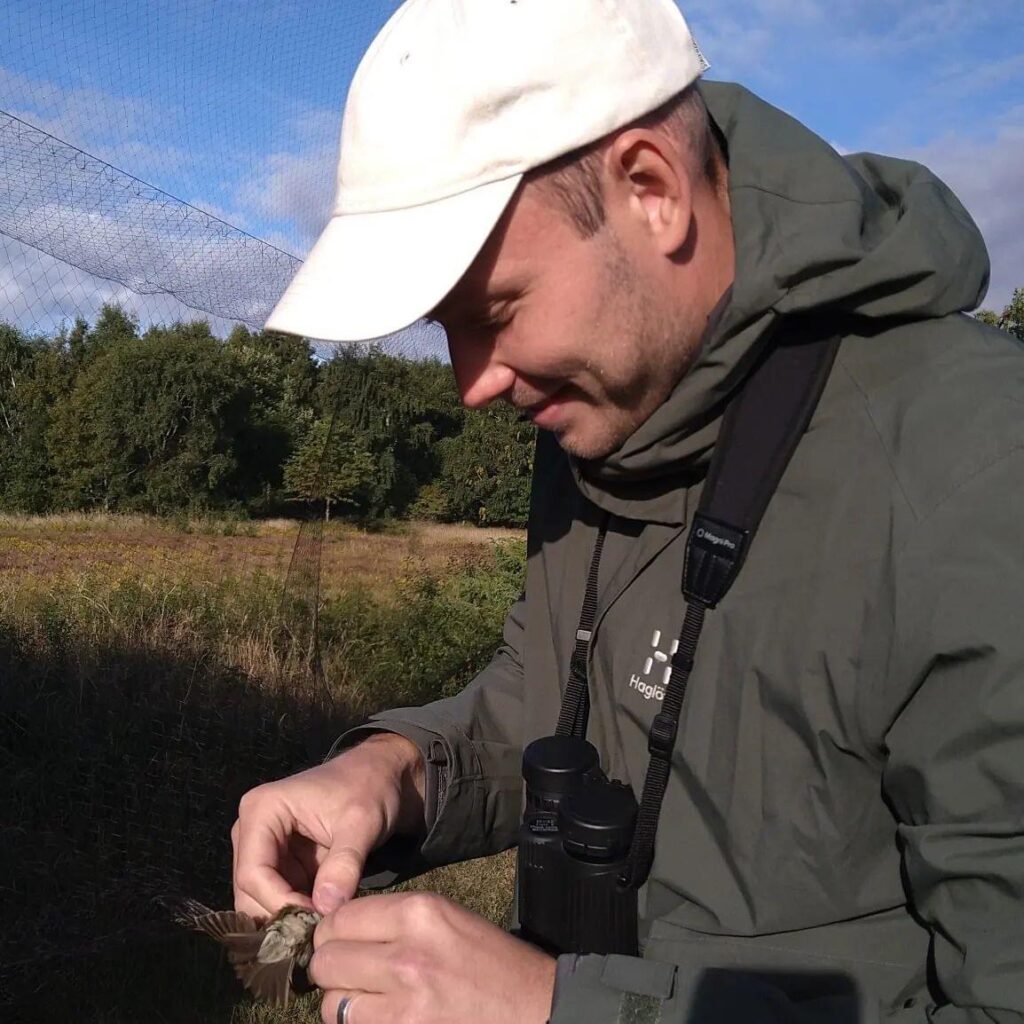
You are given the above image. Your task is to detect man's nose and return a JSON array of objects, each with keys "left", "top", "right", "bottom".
[{"left": 447, "top": 334, "right": 516, "bottom": 409}]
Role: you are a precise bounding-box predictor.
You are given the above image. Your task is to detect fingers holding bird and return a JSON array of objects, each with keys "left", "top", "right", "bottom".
[
  {"left": 310, "top": 893, "right": 441, "bottom": 1016},
  {"left": 308, "top": 938, "right": 398, "bottom": 993},
  {"left": 309, "top": 891, "right": 556, "bottom": 1024},
  {"left": 232, "top": 788, "right": 323, "bottom": 918},
  {"left": 314, "top": 890, "right": 447, "bottom": 946}
]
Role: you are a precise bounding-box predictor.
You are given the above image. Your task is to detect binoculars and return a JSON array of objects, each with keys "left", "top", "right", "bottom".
[{"left": 516, "top": 735, "right": 639, "bottom": 956}]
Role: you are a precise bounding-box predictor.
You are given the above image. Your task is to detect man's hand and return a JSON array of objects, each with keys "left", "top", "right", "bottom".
[
  {"left": 310, "top": 891, "right": 557, "bottom": 1024},
  {"left": 232, "top": 733, "right": 426, "bottom": 918}
]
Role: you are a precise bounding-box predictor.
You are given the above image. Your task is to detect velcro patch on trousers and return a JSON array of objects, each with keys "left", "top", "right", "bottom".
[
  {"left": 601, "top": 954, "right": 676, "bottom": 999},
  {"left": 619, "top": 992, "right": 663, "bottom": 1024}
]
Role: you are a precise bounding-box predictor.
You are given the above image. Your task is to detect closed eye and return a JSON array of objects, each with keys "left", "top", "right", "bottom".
[
  {"left": 468, "top": 317, "right": 503, "bottom": 333},
  {"left": 468, "top": 310, "right": 515, "bottom": 334}
]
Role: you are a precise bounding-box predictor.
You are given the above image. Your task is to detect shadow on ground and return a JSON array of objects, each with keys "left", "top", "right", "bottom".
[{"left": 0, "top": 632, "right": 352, "bottom": 1023}]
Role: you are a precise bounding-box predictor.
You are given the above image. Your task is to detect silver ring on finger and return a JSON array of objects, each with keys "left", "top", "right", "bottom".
[{"left": 337, "top": 995, "right": 356, "bottom": 1024}]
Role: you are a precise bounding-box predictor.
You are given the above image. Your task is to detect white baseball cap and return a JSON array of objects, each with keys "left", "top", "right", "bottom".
[{"left": 266, "top": 0, "right": 708, "bottom": 342}]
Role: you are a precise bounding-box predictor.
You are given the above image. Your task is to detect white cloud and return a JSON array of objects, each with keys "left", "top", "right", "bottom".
[
  {"left": 929, "top": 52, "right": 1024, "bottom": 97},
  {"left": 6, "top": 197, "right": 299, "bottom": 328},
  {"left": 899, "top": 114, "right": 1024, "bottom": 312},
  {"left": 682, "top": 0, "right": 1021, "bottom": 77},
  {"left": 0, "top": 234, "right": 240, "bottom": 339},
  {"left": 0, "top": 102, "right": 432, "bottom": 354},
  {"left": 235, "top": 106, "right": 339, "bottom": 255},
  {"left": 0, "top": 65, "right": 189, "bottom": 180},
  {"left": 681, "top": 5, "right": 777, "bottom": 83},
  {"left": 821, "top": 0, "right": 1020, "bottom": 57},
  {"left": 0, "top": 104, "right": 302, "bottom": 332},
  {"left": 0, "top": 63, "right": 313, "bottom": 336}
]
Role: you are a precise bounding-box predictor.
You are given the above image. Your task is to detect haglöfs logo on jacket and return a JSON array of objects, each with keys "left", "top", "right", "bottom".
[{"left": 628, "top": 629, "right": 677, "bottom": 702}]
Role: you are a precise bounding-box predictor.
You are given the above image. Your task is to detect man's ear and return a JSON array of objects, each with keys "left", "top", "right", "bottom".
[{"left": 604, "top": 129, "right": 693, "bottom": 257}]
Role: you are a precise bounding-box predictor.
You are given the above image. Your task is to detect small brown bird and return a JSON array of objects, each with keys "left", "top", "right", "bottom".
[{"left": 173, "top": 899, "right": 322, "bottom": 1007}]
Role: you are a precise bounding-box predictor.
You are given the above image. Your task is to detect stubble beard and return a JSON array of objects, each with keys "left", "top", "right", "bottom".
[{"left": 556, "top": 242, "right": 699, "bottom": 461}]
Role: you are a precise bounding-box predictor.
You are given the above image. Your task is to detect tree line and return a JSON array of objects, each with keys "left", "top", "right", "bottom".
[
  {"left": 975, "top": 287, "right": 1023, "bottom": 341},
  {"left": 0, "top": 305, "right": 535, "bottom": 527},
  {"left": 2, "top": 289, "right": 1019, "bottom": 527}
]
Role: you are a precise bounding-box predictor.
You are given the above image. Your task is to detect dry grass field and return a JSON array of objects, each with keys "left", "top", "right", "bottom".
[
  {"left": 0, "top": 513, "right": 523, "bottom": 596},
  {"left": 0, "top": 514, "right": 523, "bottom": 1023}
]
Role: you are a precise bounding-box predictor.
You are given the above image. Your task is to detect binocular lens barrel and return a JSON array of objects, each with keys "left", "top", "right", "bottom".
[
  {"left": 522, "top": 735, "right": 600, "bottom": 812},
  {"left": 518, "top": 735, "right": 639, "bottom": 956}
]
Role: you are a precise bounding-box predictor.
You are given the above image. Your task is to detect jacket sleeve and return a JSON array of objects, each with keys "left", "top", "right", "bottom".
[
  {"left": 880, "top": 449, "right": 1024, "bottom": 1022},
  {"left": 335, "top": 587, "right": 528, "bottom": 880}
]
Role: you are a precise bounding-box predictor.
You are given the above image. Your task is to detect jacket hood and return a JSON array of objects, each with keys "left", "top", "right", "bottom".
[{"left": 571, "top": 81, "right": 990, "bottom": 524}]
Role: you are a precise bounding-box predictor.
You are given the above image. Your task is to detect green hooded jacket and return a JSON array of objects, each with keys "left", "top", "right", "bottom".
[{"left": 345, "top": 82, "right": 1024, "bottom": 1022}]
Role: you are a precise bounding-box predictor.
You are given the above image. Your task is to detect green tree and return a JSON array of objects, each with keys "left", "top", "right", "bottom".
[
  {"left": 47, "top": 319, "right": 260, "bottom": 512},
  {"left": 0, "top": 325, "right": 69, "bottom": 512},
  {"left": 80, "top": 305, "right": 141, "bottom": 362},
  {"left": 0, "top": 304, "right": 544, "bottom": 523},
  {"left": 317, "top": 349, "right": 464, "bottom": 518},
  {"left": 438, "top": 405, "right": 535, "bottom": 526},
  {"left": 283, "top": 417, "right": 377, "bottom": 521},
  {"left": 225, "top": 325, "right": 320, "bottom": 510},
  {"left": 0, "top": 323, "right": 32, "bottom": 442},
  {"left": 976, "top": 287, "right": 1024, "bottom": 342}
]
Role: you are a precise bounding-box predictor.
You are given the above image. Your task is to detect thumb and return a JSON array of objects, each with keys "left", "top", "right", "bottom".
[{"left": 313, "top": 839, "right": 372, "bottom": 915}]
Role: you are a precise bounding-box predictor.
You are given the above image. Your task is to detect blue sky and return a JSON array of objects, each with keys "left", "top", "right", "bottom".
[{"left": 2, "top": 0, "right": 1021, "bottom": 340}]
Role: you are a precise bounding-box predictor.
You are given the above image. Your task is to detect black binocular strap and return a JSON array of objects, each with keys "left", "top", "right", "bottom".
[
  {"left": 555, "top": 514, "right": 609, "bottom": 739},
  {"left": 553, "top": 319, "right": 841, "bottom": 890}
]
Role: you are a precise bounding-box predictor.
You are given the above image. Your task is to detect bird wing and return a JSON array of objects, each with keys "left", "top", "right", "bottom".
[
  {"left": 174, "top": 902, "right": 266, "bottom": 961},
  {"left": 172, "top": 899, "right": 262, "bottom": 933},
  {"left": 239, "top": 957, "right": 296, "bottom": 1008},
  {"left": 186, "top": 907, "right": 260, "bottom": 938},
  {"left": 170, "top": 900, "right": 298, "bottom": 1006}
]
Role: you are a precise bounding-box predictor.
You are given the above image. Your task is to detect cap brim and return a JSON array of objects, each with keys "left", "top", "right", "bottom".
[{"left": 266, "top": 174, "right": 523, "bottom": 343}]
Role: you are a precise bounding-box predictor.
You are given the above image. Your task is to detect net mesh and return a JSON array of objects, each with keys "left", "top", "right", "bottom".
[
  {"left": 1, "top": 110, "right": 302, "bottom": 330},
  {"left": 0, "top": 2, "right": 450, "bottom": 1014},
  {"left": 0, "top": 0, "right": 448, "bottom": 354}
]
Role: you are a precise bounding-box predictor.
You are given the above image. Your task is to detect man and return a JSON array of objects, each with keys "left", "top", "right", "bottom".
[{"left": 236, "top": 1, "right": 1024, "bottom": 1021}]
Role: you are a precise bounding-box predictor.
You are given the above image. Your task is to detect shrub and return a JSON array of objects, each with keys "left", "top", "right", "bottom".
[{"left": 318, "top": 537, "right": 526, "bottom": 709}]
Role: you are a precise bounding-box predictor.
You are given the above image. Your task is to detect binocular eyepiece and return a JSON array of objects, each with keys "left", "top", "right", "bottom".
[{"left": 517, "top": 735, "right": 639, "bottom": 956}]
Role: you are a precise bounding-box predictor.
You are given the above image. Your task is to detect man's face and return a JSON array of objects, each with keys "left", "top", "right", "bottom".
[{"left": 431, "top": 182, "right": 702, "bottom": 460}]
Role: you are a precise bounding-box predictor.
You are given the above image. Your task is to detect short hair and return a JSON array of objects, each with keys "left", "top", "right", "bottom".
[{"left": 526, "top": 84, "right": 722, "bottom": 238}]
